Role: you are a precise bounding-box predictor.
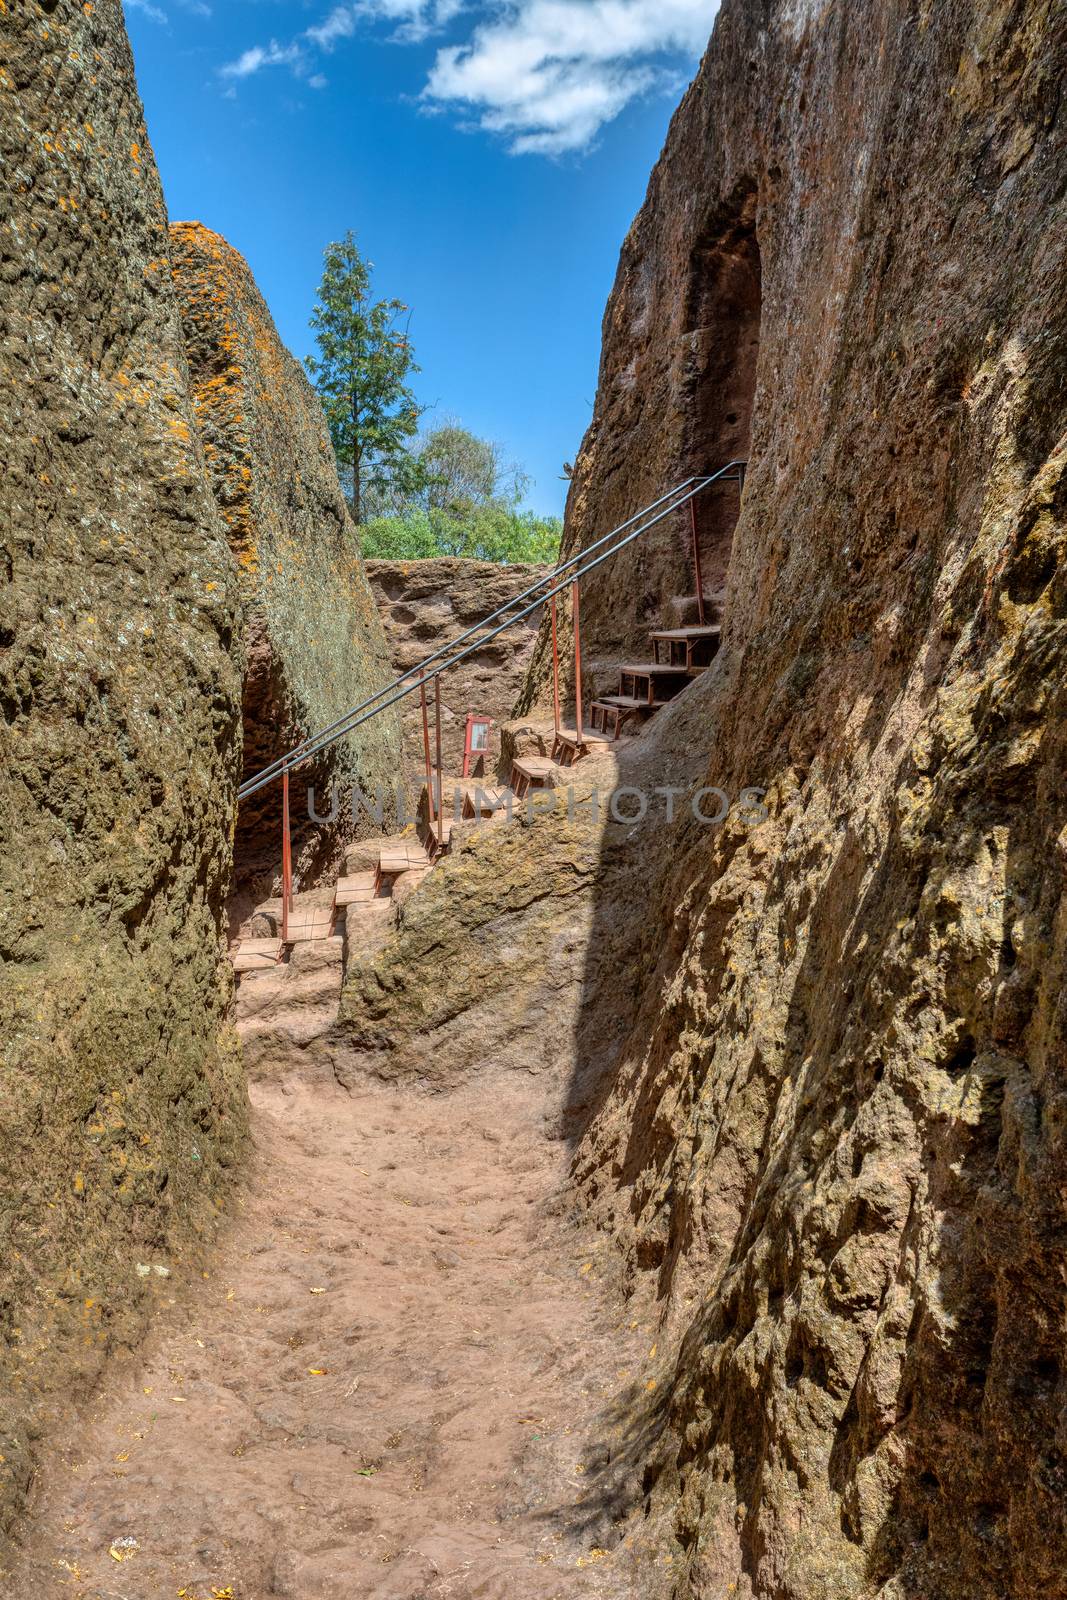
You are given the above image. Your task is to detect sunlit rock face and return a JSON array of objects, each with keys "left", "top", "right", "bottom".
[
  {"left": 170, "top": 222, "right": 400, "bottom": 904},
  {"left": 0, "top": 0, "right": 246, "bottom": 1535},
  {"left": 515, "top": 0, "right": 1067, "bottom": 1593}
]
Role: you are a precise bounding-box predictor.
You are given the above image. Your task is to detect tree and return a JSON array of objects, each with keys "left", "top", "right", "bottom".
[
  {"left": 305, "top": 232, "right": 425, "bottom": 525},
  {"left": 416, "top": 422, "right": 529, "bottom": 515}
]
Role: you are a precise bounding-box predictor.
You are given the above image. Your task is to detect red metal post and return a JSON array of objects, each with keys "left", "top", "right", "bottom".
[
  {"left": 550, "top": 592, "right": 561, "bottom": 735},
  {"left": 419, "top": 672, "right": 436, "bottom": 826},
  {"left": 690, "top": 494, "right": 705, "bottom": 625},
  {"left": 434, "top": 672, "right": 444, "bottom": 817},
  {"left": 572, "top": 581, "right": 583, "bottom": 743},
  {"left": 281, "top": 767, "right": 292, "bottom": 944}
]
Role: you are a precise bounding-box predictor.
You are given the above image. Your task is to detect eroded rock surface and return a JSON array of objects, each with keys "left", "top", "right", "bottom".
[
  {"left": 553, "top": 2, "right": 1067, "bottom": 1596},
  {"left": 366, "top": 557, "right": 548, "bottom": 798},
  {"left": 343, "top": 2, "right": 1067, "bottom": 1595},
  {"left": 0, "top": 0, "right": 246, "bottom": 1536},
  {"left": 171, "top": 223, "right": 400, "bottom": 902}
]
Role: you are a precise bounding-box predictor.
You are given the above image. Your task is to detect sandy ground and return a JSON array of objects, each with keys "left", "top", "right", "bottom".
[{"left": 7, "top": 956, "right": 667, "bottom": 1599}]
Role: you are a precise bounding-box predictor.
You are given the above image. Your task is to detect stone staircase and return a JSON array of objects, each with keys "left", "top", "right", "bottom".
[
  {"left": 228, "top": 833, "right": 430, "bottom": 976},
  {"left": 227, "top": 602, "right": 725, "bottom": 981},
  {"left": 509, "top": 605, "right": 723, "bottom": 797}
]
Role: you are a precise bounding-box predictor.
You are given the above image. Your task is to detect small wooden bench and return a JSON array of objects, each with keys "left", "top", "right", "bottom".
[
  {"left": 617, "top": 662, "right": 690, "bottom": 706},
  {"left": 509, "top": 756, "right": 560, "bottom": 799},
  {"left": 648, "top": 624, "right": 722, "bottom": 673},
  {"left": 550, "top": 726, "right": 612, "bottom": 767}
]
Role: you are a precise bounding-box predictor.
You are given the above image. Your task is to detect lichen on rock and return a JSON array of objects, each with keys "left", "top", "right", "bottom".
[
  {"left": 170, "top": 221, "right": 400, "bottom": 900},
  {"left": 0, "top": 0, "right": 246, "bottom": 1537}
]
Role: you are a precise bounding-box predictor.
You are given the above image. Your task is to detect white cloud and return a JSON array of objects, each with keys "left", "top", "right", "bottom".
[
  {"left": 220, "top": 40, "right": 307, "bottom": 79},
  {"left": 220, "top": 0, "right": 459, "bottom": 79},
  {"left": 425, "top": 0, "right": 717, "bottom": 154},
  {"left": 217, "top": 0, "right": 715, "bottom": 153},
  {"left": 355, "top": 0, "right": 464, "bottom": 43},
  {"left": 124, "top": 0, "right": 169, "bottom": 24},
  {"left": 123, "top": 0, "right": 212, "bottom": 23},
  {"left": 306, "top": 6, "right": 357, "bottom": 49}
]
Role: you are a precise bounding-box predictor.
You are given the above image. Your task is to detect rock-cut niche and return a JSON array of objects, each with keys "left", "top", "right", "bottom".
[{"left": 679, "top": 188, "right": 762, "bottom": 614}]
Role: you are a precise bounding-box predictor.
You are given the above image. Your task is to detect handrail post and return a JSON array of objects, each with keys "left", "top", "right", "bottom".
[
  {"left": 690, "top": 495, "right": 705, "bottom": 625},
  {"left": 434, "top": 673, "right": 444, "bottom": 820},
  {"left": 419, "top": 671, "right": 436, "bottom": 828},
  {"left": 551, "top": 592, "right": 561, "bottom": 736},
  {"left": 281, "top": 767, "right": 292, "bottom": 944},
  {"left": 572, "top": 581, "right": 583, "bottom": 743}
]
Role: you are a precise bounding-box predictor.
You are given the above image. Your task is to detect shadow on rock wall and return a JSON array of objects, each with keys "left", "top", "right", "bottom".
[{"left": 555, "top": 0, "right": 1067, "bottom": 1594}]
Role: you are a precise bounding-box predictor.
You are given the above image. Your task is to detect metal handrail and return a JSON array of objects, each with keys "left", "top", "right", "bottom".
[{"left": 238, "top": 461, "right": 746, "bottom": 802}]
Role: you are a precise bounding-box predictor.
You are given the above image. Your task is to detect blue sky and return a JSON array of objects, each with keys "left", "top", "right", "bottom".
[{"left": 123, "top": 1, "right": 718, "bottom": 515}]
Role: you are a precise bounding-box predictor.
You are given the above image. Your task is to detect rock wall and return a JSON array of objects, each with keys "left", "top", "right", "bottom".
[
  {"left": 343, "top": 2, "right": 1067, "bottom": 1595},
  {"left": 171, "top": 224, "right": 400, "bottom": 904},
  {"left": 365, "top": 558, "right": 548, "bottom": 800},
  {"left": 556, "top": 2, "right": 1067, "bottom": 1596},
  {"left": 0, "top": 0, "right": 246, "bottom": 1536}
]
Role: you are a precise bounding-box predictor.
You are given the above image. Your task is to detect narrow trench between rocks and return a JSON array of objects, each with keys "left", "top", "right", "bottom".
[{"left": 8, "top": 957, "right": 664, "bottom": 1600}]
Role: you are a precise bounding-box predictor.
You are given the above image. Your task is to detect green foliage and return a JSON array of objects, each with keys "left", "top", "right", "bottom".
[
  {"left": 417, "top": 422, "right": 529, "bottom": 514},
  {"left": 361, "top": 504, "right": 562, "bottom": 564},
  {"left": 360, "top": 508, "right": 439, "bottom": 560},
  {"left": 305, "top": 232, "right": 426, "bottom": 524},
  {"left": 359, "top": 421, "right": 560, "bottom": 562}
]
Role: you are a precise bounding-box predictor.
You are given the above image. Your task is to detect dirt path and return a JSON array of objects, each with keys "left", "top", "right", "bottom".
[{"left": 9, "top": 1009, "right": 663, "bottom": 1598}]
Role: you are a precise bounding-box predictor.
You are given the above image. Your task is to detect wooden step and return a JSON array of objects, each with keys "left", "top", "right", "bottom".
[
  {"left": 378, "top": 841, "right": 427, "bottom": 875},
  {"left": 551, "top": 726, "right": 613, "bottom": 768},
  {"left": 334, "top": 872, "right": 378, "bottom": 907},
  {"left": 590, "top": 697, "right": 654, "bottom": 739},
  {"left": 511, "top": 756, "right": 559, "bottom": 783},
  {"left": 648, "top": 624, "right": 722, "bottom": 672},
  {"left": 618, "top": 665, "right": 688, "bottom": 706},
  {"left": 648, "top": 625, "right": 722, "bottom": 641},
  {"left": 510, "top": 755, "right": 561, "bottom": 799},
  {"left": 230, "top": 938, "right": 282, "bottom": 973},
  {"left": 428, "top": 814, "right": 455, "bottom": 846},
  {"left": 597, "top": 692, "right": 669, "bottom": 710},
  {"left": 617, "top": 661, "right": 691, "bottom": 676},
  {"left": 553, "top": 726, "right": 611, "bottom": 749},
  {"left": 461, "top": 785, "right": 510, "bottom": 818},
  {"left": 282, "top": 905, "right": 335, "bottom": 943}
]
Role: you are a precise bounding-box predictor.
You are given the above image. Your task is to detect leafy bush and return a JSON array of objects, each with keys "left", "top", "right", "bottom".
[{"left": 361, "top": 505, "right": 561, "bottom": 564}]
